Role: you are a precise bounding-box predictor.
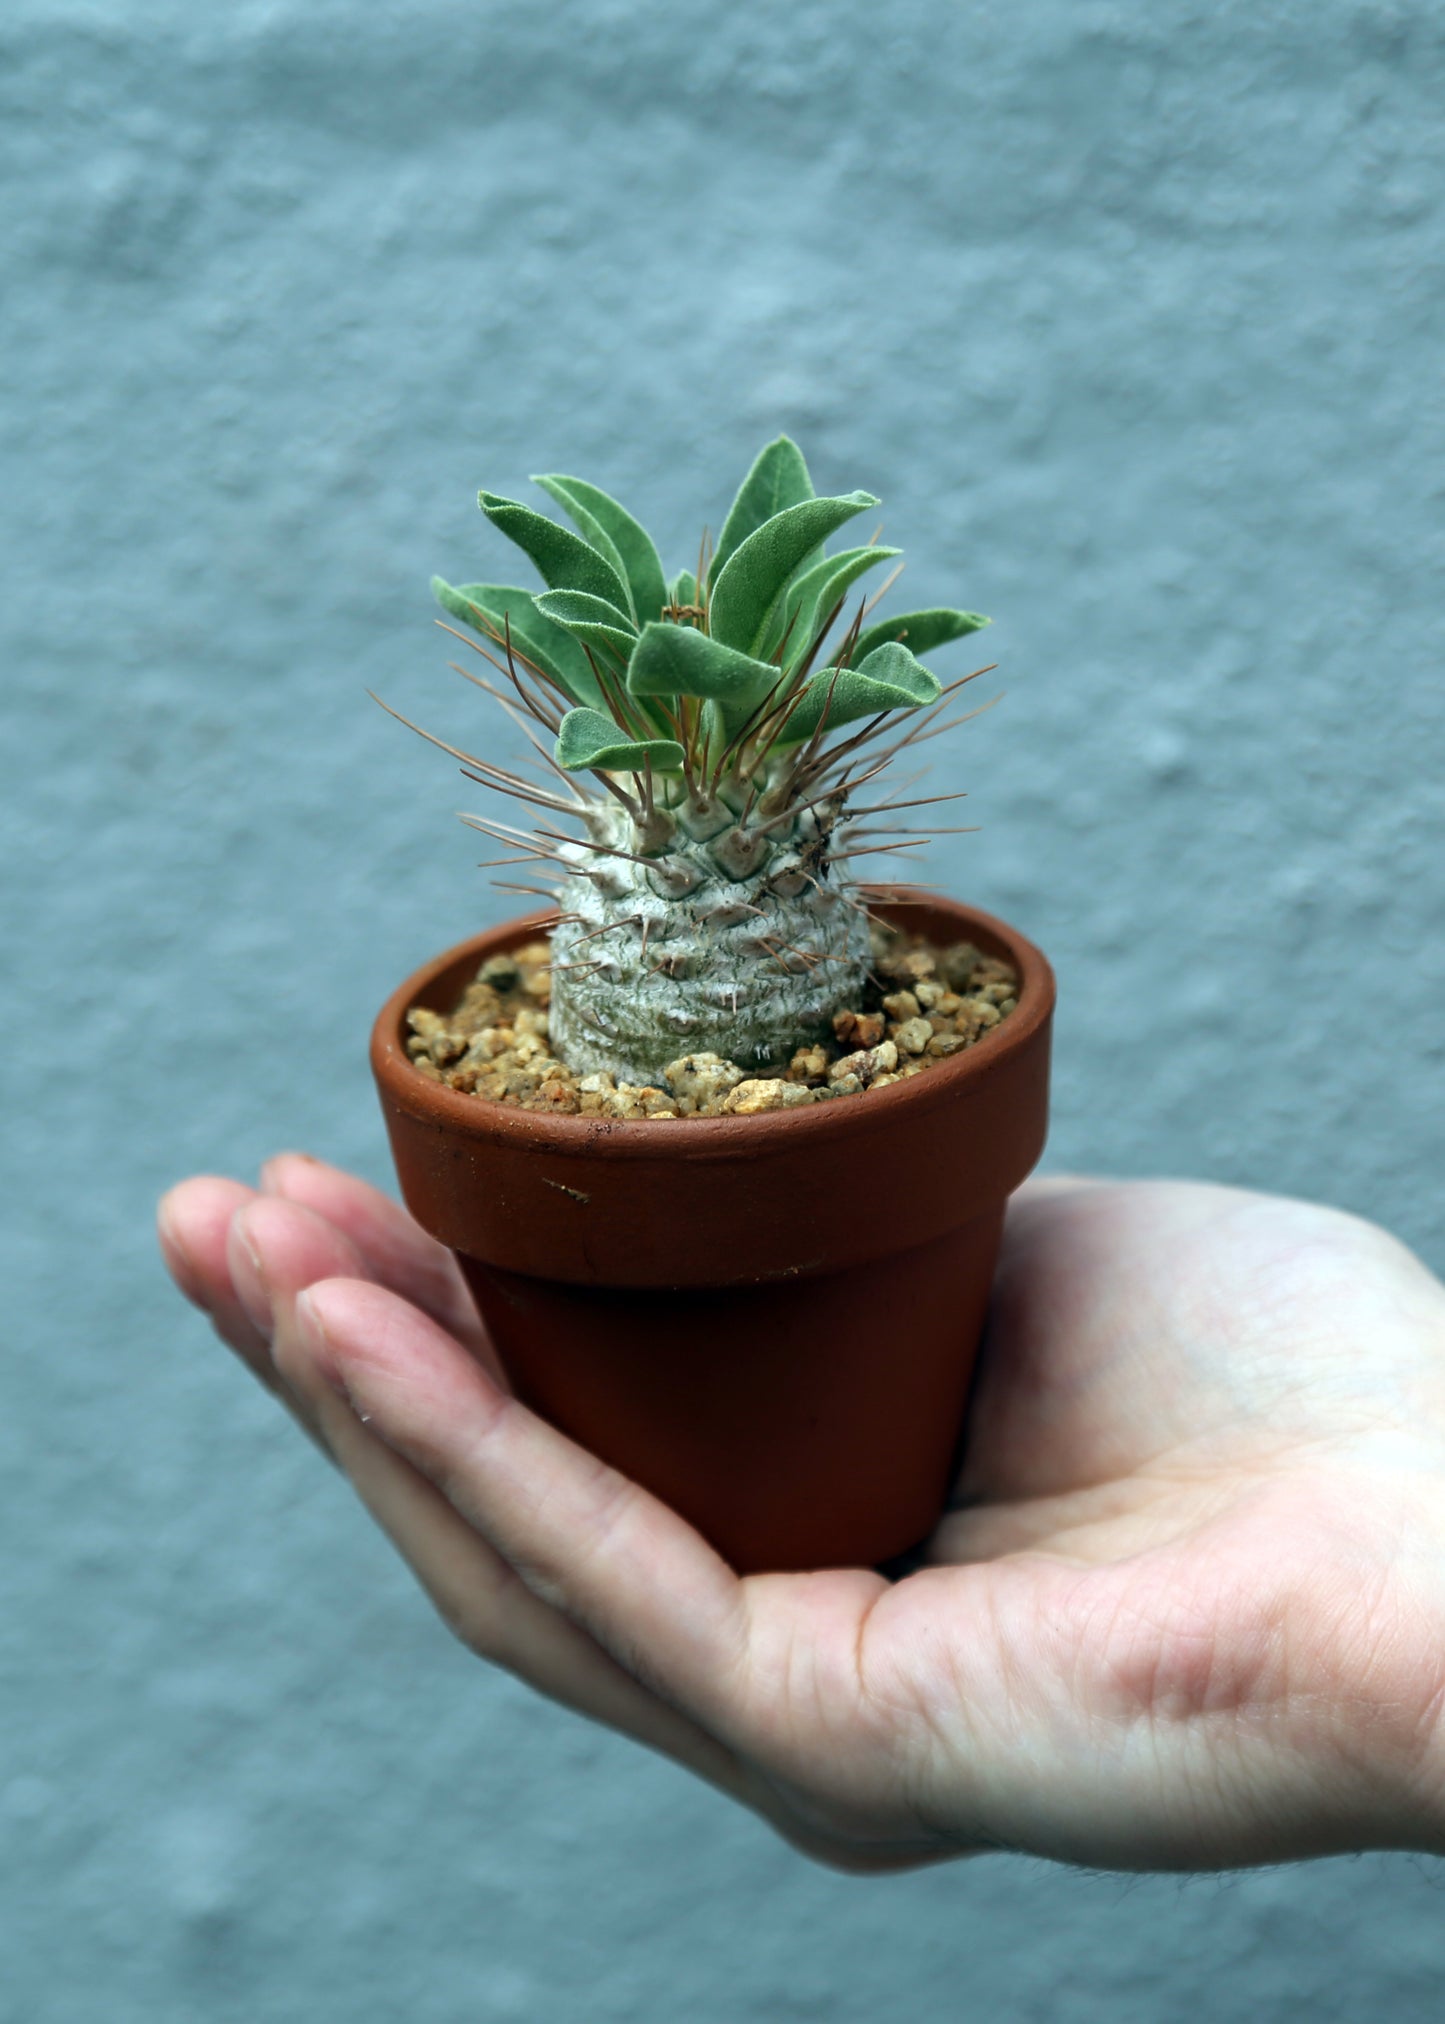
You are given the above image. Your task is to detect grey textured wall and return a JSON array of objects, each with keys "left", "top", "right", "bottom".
[{"left": 6, "top": 0, "right": 1445, "bottom": 2016}]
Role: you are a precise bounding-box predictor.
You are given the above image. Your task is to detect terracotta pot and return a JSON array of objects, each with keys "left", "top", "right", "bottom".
[{"left": 371, "top": 895, "right": 1054, "bottom": 1574}]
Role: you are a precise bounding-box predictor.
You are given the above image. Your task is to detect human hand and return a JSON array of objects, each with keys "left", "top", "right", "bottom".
[{"left": 158, "top": 1158, "right": 1445, "bottom": 1873}]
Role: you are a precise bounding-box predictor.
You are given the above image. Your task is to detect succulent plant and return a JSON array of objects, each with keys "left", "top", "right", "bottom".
[{"left": 391, "top": 437, "right": 991, "bottom": 1086}]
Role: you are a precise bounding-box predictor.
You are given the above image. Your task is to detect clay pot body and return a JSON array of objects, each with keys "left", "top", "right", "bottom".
[{"left": 372, "top": 896, "right": 1054, "bottom": 1574}]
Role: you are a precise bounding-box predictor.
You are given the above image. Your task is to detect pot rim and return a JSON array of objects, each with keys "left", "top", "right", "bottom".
[{"left": 372, "top": 889, "right": 1055, "bottom": 1160}]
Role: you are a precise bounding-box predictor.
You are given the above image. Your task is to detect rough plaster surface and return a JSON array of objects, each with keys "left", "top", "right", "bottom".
[{"left": 5, "top": 1, "right": 1445, "bottom": 2016}]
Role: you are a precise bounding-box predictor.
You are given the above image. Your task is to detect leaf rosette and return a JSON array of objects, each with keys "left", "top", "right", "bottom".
[{"left": 393, "top": 438, "right": 995, "bottom": 1083}]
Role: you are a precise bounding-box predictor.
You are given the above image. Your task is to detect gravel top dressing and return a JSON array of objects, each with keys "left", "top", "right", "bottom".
[{"left": 406, "top": 918, "right": 1018, "bottom": 1120}]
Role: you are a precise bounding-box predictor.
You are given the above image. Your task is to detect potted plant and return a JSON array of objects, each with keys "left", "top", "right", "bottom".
[{"left": 371, "top": 437, "right": 1054, "bottom": 1574}]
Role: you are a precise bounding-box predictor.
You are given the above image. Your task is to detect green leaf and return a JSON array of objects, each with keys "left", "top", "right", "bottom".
[
  {"left": 764, "top": 544, "right": 902, "bottom": 667},
  {"left": 667, "top": 569, "right": 697, "bottom": 609},
  {"left": 626, "top": 622, "right": 779, "bottom": 712},
  {"left": 478, "top": 491, "right": 633, "bottom": 613},
  {"left": 430, "top": 579, "right": 606, "bottom": 712},
  {"left": 711, "top": 436, "right": 815, "bottom": 584},
  {"left": 528, "top": 477, "right": 631, "bottom": 615},
  {"left": 554, "top": 706, "right": 684, "bottom": 775},
  {"left": 532, "top": 475, "right": 668, "bottom": 626},
  {"left": 708, "top": 492, "right": 879, "bottom": 658},
  {"left": 845, "top": 606, "right": 990, "bottom": 667},
  {"left": 533, "top": 589, "right": 638, "bottom": 663},
  {"left": 772, "top": 640, "right": 942, "bottom": 748}
]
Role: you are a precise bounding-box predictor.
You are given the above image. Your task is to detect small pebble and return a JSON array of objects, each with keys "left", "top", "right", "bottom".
[
  {"left": 664, "top": 1053, "right": 746, "bottom": 1109},
  {"left": 832, "top": 1008, "right": 885, "bottom": 1049},
  {"left": 829, "top": 1039, "right": 899, "bottom": 1085},
  {"left": 894, "top": 1017, "right": 933, "bottom": 1056},
  {"left": 723, "top": 1078, "right": 817, "bottom": 1115},
  {"left": 940, "top": 943, "right": 982, "bottom": 991}
]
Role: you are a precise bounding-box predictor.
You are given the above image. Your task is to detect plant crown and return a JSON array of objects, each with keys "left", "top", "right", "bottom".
[{"left": 397, "top": 437, "right": 993, "bottom": 1084}]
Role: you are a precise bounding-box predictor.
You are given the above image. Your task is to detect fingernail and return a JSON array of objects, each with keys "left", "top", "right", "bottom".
[
  {"left": 294, "top": 1293, "right": 367, "bottom": 1421},
  {"left": 260, "top": 1151, "right": 320, "bottom": 1195},
  {"left": 156, "top": 1196, "right": 203, "bottom": 1306},
  {"left": 294, "top": 1287, "right": 342, "bottom": 1388},
  {"left": 230, "top": 1221, "right": 275, "bottom": 1341}
]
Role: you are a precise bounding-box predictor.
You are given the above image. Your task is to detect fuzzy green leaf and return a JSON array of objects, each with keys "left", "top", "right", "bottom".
[
  {"left": 845, "top": 606, "right": 990, "bottom": 667},
  {"left": 765, "top": 544, "right": 902, "bottom": 667},
  {"left": 533, "top": 588, "right": 637, "bottom": 663},
  {"left": 711, "top": 436, "right": 815, "bottom": 584},
  {"left": 554, "top": 706, "right": 684, "bottom": 775},
  {"left": 708, "top": 493, "right": 879, "bottom": 658},
  {"left": 478, "top": 491, "right": 633, "bottom": 613},
  {"left": 528, "top": 485, "right": 631, "bottom": 613},
  {"left": 667, "top": 569, "right": 697, "bottom": 608},
  {"left": 532, "top": 475, "right": 668, "bottom": 626},
  {"left": 626, "top": 622, "right": 779, "bottom": 712},
  {"left": 773, "top": 640, "right": 942, "bottom": 747},
  {"left": 430, "top": 578, "right": 606, "bottom": 712}
]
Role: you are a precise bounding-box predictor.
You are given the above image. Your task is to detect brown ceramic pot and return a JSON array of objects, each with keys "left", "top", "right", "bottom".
[{"left": 371, "top": 895, "right": 1054, "bottom": 1574}]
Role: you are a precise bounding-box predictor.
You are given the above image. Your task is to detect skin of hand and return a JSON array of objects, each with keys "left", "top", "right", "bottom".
[{"left": 157, "top": 1156, "right": 1445, "bottom": 1875}]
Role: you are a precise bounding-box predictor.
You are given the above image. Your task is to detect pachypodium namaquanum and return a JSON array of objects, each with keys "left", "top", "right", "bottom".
[{"left": 390, "top": 437, "right": 992, "bottom": 1086}]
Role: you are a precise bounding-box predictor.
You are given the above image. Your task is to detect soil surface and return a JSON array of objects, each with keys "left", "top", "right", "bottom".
[{"left": 406, "top": 920, "right": 1019, "bottom": 1119}]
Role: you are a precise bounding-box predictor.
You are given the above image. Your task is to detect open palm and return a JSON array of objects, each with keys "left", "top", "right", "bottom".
[{"left": 159, "top": 1160, "right": 1445, "bottom": 1873}]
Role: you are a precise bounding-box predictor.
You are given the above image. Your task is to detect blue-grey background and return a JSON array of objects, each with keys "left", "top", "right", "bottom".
[{"left": 5, "top": 0, "right": 1445, "bottom": 2016}]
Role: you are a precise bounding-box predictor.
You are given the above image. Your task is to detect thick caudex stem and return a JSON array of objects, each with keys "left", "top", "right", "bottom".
[
  {"left": 404, "top": 436, "right": 994, "bottom": 1084},
  {"left": 550, "top": 799, "right": 867, "bottom": 1083}
]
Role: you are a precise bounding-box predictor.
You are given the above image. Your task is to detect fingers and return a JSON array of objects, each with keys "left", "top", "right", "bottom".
[
  {"left": 159, "top": 1176, "right": 387, "bottom": 1451},
  {"left": 157, "top": 1178, "right": 346, "bottom": 1458},
  {"left": 163, "top": 1176, "right": 977, "bottom": 1862},
  {"left": 283, "top": 1283, "right": 1004, "bottom": 1862},
  {"left": 263, "top": 1280, "right": 749, "bottom": 1799},
  {"left": 158, "top": 1177, "right": 267, "bottom": 1372},
  {"left": 161, "top": 1153, "right": 500, "bottom": 1383},
  {"left": 283, "top": 1277, "right": 760, "bottom": 1741},
  {"left": 260, "top": 1153, "right": 488, "bottom": 1356},
  {"left": 227, "top": 1193, "right": 371, "bottom": 1338},
  {"left": 163, "top": 1176, "right": 747, "bottom": 1796},
  {"left": 232, "top": 1193, "right": 395, "bottom": 1448}
]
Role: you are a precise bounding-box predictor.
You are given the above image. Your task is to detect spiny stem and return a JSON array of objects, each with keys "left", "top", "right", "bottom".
[
  {"left": 858, "top": 561, "right": 905, "bottom": 621},
  {"left": 814, "top": 692, "right": 999, "bottom": 794},
  {"left": 456, "top": 767, "right": 587, "bottom": 818},
  {"left": 461, "top": 828, "right": 574, "bottom": 869},
  {"left": 770, "top": 603, "right": 802, "bottom": 669},
  {"left": 435, "top": 614, "right": 573, "bottom": 719},
  {"left": 371, "top": 693, "right": 586, "bottom": 814},
  {"left": 567, "top": 914, "right": 644, "bottom": 949},
  {"left": 448, "top": 659, "right": 562, "bottom": 736},
  {"left": 435, "top": 617, "right": 563, "bottom": 734},
  {"left": 491, "top": 880, "right": 565, "bottom": 901},
  {"left": 830, "top": 840, "right": 930, "bottom": 860},
  {"left": 447, "top": 666, "right": 568, "bottom": 775},
  {"left": 839, "top": 823, "right": 978, "bottom": 839},
  {"left": 847, "top": 791, "right": 970, "bottom": 817},
  {"left": 588, "top": 649, "right": 653, "bottom": 747}
]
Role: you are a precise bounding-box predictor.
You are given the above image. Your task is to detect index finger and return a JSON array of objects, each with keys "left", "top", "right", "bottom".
[
  {"left": 288, "top": 1277, "right": 755, "bottom": 1727},
  {"left": 286, "top": 1277, "right": 963, "bottom": 1860}
]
